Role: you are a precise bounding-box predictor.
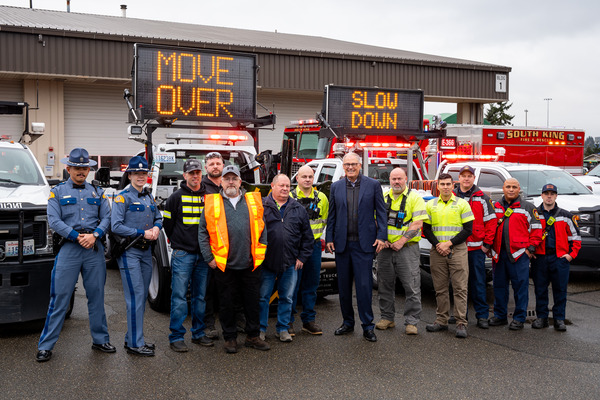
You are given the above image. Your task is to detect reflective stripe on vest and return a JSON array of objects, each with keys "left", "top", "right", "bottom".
[{"left": 204, "top": 192, "right": 266, "bottom": 272}]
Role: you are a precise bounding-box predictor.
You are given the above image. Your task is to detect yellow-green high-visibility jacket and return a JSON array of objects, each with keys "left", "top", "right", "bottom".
[
  {"left": 425, "top": 193, "right": 474, "bottom": 242},
  {"left": 384, "top": 187, "right": 428, "bottom": 243},
  {"left": 291, "top": 186, "right": 329, "bottom": 240}
]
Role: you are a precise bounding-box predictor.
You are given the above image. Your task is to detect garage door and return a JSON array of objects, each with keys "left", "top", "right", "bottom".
[
  {"left": 0, "top": 79, "right": 25, "bottom": 141},
  {"left": 257, "top": 91, "right": 323, "bottom": 152}
]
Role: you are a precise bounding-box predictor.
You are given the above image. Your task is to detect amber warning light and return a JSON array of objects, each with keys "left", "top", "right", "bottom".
[{"left": 133, "top": 44, "right": 257, "bottom": 123}]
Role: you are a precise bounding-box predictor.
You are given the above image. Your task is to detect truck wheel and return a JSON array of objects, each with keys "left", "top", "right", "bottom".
[
  {"left": 65, "top": 290, "right": 76, "bottom": 319},
  {"left": 148, "top": 251, "right": 171, "bottom": 313},
  {"left": 372, "top": 258, "right": 379, "bottom": 290}
]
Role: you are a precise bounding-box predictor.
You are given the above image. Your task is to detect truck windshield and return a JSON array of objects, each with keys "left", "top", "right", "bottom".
[
  {"left": 157, "top": 150, "right": 253, "bottom": 184},
  {"left": 288, "top": 132, "right": 331, "bottom": 160},
  {"left": 0, "top": 147, "right": 45, "bottom": 186},
  {"left": 510, "top": 169, "right": 591, "bottom": 196}
]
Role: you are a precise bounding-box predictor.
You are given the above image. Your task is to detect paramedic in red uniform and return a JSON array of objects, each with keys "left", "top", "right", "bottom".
[{"left": 531, "top": 183, "right": 581, "bottom": 331}]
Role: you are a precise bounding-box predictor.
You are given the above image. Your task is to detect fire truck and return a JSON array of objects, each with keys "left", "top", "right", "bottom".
[{"left": 440, "top": 125, "right": 586, "bottom": 175}]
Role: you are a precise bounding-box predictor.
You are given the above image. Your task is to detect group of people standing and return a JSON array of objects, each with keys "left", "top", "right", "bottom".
[{"left": 35, "top": 147, "right": 581, "bottom": 362}]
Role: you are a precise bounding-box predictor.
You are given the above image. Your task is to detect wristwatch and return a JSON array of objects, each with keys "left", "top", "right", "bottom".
[{"left": 93, "top": 231, "right": 100, "bottom": 239}]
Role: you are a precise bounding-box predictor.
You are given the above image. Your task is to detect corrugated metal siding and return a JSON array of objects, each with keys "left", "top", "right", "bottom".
[
  {"left": 0, "top": 32, "right": 132, "bottom": 80},
  {"left": 256, "top": 91, "right": 323, "bottom": 152},
  {"left": 0, "top": 79, "right": 24, "bottom": 140}
]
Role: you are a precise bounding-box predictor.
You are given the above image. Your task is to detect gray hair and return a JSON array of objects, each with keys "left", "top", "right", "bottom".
[{"left": 342, "top": 152, "right": 361, "bottom": 164}]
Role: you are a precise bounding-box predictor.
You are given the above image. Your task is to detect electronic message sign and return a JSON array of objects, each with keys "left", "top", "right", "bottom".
[
  {"left": 323, "top": 86, "right": 424, "bottom": 137},
  {"left": 134, "top": 44, "right": 257, "bottom": 122}
]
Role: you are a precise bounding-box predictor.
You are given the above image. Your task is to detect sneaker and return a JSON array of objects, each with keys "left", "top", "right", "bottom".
[
  {"left": 245, "top": 336, "right": 270, "bottom": 351},
  {"left": 170, "top": 340, "right": 189, "bottom": 352},
  {"left": 425, "top": 323, "right": 448, "bottom": 332},
  {"left": 259, "top": 331, "right": 266, "bottom": 341},
  {"left": 477, "top": 318, "right": 490, "bottom": 329},
  {"left": 532, "top": 318, "right": 549, "bottom": 329},
  {"left": 405, "top": 324, "right": 418, "bottom": 335},
  {"left": 302, "top": 321, "right": 323, "bottom": 335},
  {"left": 375, "top": 319, "right": 396, "bottom": 330},
  {"left": 276, "top": 330, "right": 293, "bottom": 342},
  {"left": 205, "top": 327, "right": 219, "bottom": 340},
  {"left": 288, "top": 323, "right": 296, "bottom": 337},
  {"left": 553, "top": 320, "right": 567, "bottom": 331},
  {"left": 488, "top": 317, "right": 509, "bottom": 326},
  {"left": 191, "top": 336, "right": 214, "bottom": 347},
  {"left": 448, "top": 316, "right": 457, "bottom": 324},
  {"left": 455, "top": 324, "right": 468, "bottom": 338},
  {"left": 509, "top": 320, "right": 524, "bottom": 330}
]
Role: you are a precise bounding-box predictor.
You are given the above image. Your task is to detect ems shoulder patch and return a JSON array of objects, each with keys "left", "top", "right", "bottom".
[
  {"left": 572, "top": 215, "right": 579, "bottom": 227},
  {"left": 115, "top": 195, "right": 125, "bottom": 203},
  {"left": 532, "top": 209, "right": 540, "bottom": 220}
]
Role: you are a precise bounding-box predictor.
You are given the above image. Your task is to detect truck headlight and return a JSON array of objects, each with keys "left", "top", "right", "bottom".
[{"left": 579, "top": 226, "right": 592, "bottom": 236}]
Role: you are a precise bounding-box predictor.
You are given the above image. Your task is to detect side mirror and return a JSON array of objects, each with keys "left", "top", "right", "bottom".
[
  {"left": 62, "top": 168, "right": 69, "bottom": 181},
  {"left": 95, "top": 167, "right": 111, "bottom": 186},
  {"left": 47, "top": 179, "right": 60, "bottom": 186}
]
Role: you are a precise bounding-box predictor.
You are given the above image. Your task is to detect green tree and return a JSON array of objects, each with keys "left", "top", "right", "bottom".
[
  {"left": 585, "top": 143, "right": 600, "bottom": 157},
  {"left": 485, "top": 102, "right": 515, "bottom": 126}
]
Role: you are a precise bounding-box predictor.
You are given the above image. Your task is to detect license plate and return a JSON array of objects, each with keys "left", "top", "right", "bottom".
[
  {"left": 154, "top": 152, "right": 176, "bottom": 164},
  {"left": 5, "top": 239, "right": 35, "bottom": 257}
]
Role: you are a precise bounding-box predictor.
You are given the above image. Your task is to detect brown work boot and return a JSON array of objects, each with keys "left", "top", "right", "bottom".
[
  {"left": 405, "top": 324, "right": 418, "bottom": 335},
  {"left": 244, "top": 336, "right": 271, "bottom": 351},
  {"left": 288, "top": 323, "right": 296, "bottom": 337},
  {"left": 224, "top": 340, "right": 238, "bottom": 354},
  {"left": 375, "top": 319, "right": 395, "bottom": 330},
  {"left": 302, "top": 321, "right": 323, "bottom": 335}
]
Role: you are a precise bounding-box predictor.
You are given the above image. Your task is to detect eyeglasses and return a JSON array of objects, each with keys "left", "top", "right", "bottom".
[
  {"left": 206, "top": 152, "right": 223, "bottom": 160},
  {"left": 343, "top": 163, "right": 360, "bottom": 167}
]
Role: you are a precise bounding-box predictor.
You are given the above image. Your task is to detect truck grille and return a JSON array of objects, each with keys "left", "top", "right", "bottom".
[{"left": 0, "top": 208, "right": 48, "bottom": 260}]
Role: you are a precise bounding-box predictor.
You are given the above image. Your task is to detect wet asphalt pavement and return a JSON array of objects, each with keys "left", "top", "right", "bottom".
[{"left": 1, "top": 269, "right": 599, "bottom": 400}]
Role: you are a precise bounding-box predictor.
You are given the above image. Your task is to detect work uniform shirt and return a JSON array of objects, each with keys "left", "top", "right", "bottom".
[
  {"left": 111, "top": 185, "right": 162, "bottom": 238},
  {"left": 425, "top": 193, "right": 474, "bottom": 243},
  {"left": 163, "top": 181, "right": 204, "bottom": 253},
  {"left": 384, "top": 187, "right": 428, "bottom": 244},
  {"left": 292, "top": 186, "right": 329, "bottom": 240},
  {"left": 48, "top": 178, "right": 111, "bottom": 240}
]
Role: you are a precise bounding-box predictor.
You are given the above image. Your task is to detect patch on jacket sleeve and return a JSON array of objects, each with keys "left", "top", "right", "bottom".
[{"left": 115, "top": 195, "right": 125, "bottom": 203}]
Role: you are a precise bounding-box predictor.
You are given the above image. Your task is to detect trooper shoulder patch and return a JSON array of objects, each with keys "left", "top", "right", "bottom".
[
  {"left": 48, "top": 192, "right": 55, "bottom": 199},
  {"left": 115, "top": 195, "right": 125, "bottom": 203}
]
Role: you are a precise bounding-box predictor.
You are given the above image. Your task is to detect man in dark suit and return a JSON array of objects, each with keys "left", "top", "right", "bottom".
[{"left": 326, "top": 152, "right": 387, "bottom": 342}]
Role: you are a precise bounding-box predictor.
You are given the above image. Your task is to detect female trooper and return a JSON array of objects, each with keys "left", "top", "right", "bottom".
[{"left": 111, "top": 156, "right": 162, "bottom": 356}]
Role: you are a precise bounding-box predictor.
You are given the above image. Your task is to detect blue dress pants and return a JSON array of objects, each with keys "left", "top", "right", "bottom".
[
  {"left": 38, "top": 241, "right": 109, "bottom": 351},
  {"left": 531, "top": 253, "right": 570, "bottom": 320}
]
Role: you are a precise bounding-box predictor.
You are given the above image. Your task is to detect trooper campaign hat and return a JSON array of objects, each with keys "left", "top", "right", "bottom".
[
  {"left": 125, "top": 156, "right": 149, "bottom": 172},
  {"left": 60, "top": 147, "right": 97, "bottom": 167}
]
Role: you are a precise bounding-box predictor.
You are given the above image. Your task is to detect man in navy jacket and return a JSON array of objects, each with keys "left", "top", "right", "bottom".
[
  {"left": 259, "top": 174, "right": 314, "bottom": 342},
  {"left": 326, "top": 152, "right": 387, "bottom": 342}
]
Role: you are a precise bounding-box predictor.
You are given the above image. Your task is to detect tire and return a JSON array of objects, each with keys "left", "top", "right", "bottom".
[
  {"left": 372, "top": 257, "right": 379, "bottom": 290},
  {"left": 65, "top": 289, "right": 76, "bottom": 319},
  {"left": 147, "top": 236, "right": 171, "bottom": 313}
]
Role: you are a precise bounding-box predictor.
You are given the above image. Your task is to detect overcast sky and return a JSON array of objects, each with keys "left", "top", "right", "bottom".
[{"left": 3, "top": 0, "right": 599, "bottom": 137}]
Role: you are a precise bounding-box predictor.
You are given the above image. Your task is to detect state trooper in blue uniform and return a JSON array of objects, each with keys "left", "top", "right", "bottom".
[
  {"left": 36, "top": 148, "right": 114, "bottom": 362},
  {"left": 111, "top": 156, "right": 162, "bottom": 356}
]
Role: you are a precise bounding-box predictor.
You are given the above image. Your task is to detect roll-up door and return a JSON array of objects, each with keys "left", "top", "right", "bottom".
[
  {"left": 0, "top": 79, "right": 25, "bottom": 141},
  {"left": 257, "top": 91, "right": 323, "bottom": 152}
]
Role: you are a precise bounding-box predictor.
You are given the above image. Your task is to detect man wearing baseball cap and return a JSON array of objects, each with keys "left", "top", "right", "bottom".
[
  {"left": 37, "top": 148, "right": 114, "bottom": 362},
  {"left": 531, "top": 183, "right": 581, "bottom": 331},
  {"left": 163, "top": 159, "right": 214, "bottom": 352},
  {"left": 198, "top": 165, "right": 270, "bottom": 353},
  {"left": 111, "top": 156, "right": 163, "bottom": 356}
]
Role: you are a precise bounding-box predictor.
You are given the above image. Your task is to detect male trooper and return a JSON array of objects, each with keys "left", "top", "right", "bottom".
[
  {"left": 531, "top": 183, "right": 581, "bottom": 331},
  {"left": 375, "top": 167, "right": 428, "bottom": 335},
  {"left": 290, "top": 165, "right": 329, "bottom": 335},
  {"left": 37, "top": 148, "right": 114, "bottom": 362},
  {"left": 112, "top": 156, "right": 162, "bottom": 356}
]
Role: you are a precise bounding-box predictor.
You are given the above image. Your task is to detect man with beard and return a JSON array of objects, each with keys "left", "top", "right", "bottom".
[
  {"left": 375, "top": 167, "right": 428, "bottom": 335},
  {"left": 163, "top": 159, "right": 213, "bottom": 352},
  {"left": 36, "top": 148, "right": 114, "bottom": 362},
  {"left": 198, "top": 165, "right": 269, "bottom": 353}
]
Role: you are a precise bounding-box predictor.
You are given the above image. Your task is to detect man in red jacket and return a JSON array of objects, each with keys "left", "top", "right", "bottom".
[
  {"left": 531, "top": 184, "right": 581, "bottom": 331},
  {"left": 489, "top": 178, "right": 542, "bottom": 330},
  {"left": 455, "top": 166, "right": 496, "bottom": 329}
]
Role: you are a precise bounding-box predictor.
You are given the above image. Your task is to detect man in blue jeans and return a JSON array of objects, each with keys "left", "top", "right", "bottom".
[
  {"left": 259, "top": 174, "right": 313, "bottom": 342},
  {"left": 163, "top": 159, "right": 213, "bottom": 352},
  {"left": 290, "top": 165, "right": 329, "bottom": 335}
]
